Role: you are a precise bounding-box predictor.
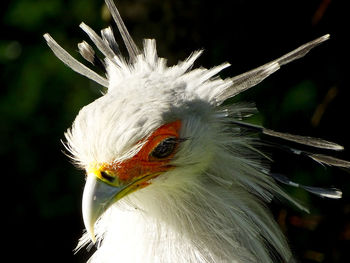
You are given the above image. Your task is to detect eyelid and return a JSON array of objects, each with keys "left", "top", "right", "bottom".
[
  {"left": 149, "top": 136, "right": 189, "bottom": 154},
  {"left": 151, "top": 137, "right": 187, "bottom": 153}
]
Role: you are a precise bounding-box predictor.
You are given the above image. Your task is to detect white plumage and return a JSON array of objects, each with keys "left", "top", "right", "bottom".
[{"left": 44, "top": 1, "right": 349, "bottom": 262}]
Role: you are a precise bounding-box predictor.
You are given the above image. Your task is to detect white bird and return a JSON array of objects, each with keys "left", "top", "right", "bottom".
[{"left": 44, "top": 0, "right": 349, "bottom": 262}]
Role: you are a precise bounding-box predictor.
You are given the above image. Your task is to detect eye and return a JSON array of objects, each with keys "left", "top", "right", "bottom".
[{"left": 150, "top": 137, "right": 177, "bottom": 159}]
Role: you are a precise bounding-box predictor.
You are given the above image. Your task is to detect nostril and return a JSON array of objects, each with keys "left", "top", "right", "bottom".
[{"left": 100, "top": 170, "right": 115, "bottom": 182}]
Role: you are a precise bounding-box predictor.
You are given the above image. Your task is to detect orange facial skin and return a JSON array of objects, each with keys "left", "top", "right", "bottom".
[{"left": 96, "top": 120, "right": 182, "bottom": 187}]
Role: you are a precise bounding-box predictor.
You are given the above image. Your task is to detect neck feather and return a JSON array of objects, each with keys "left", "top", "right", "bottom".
[{"left": 80, "top": 153, "right": 292, "bottom": 263}]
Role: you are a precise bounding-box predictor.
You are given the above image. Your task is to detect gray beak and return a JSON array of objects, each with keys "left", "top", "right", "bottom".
[{"left": 82, "top": 175, "right": 123, "bottom": 243}]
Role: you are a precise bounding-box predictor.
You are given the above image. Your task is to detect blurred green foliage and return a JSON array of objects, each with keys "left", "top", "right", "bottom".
[{"left": 1, "top": 0, "right": 349, "bottom": 262}]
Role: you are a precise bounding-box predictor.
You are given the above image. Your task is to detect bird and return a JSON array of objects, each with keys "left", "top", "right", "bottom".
[{"left": 43, "top": 0, "right": 350, "bottom": 262}]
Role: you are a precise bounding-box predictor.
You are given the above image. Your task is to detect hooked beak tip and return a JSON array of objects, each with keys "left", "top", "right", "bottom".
[
  {"left": 86, "top": 226, "right": 97, "bottom": 244},
  {"left": 82, "top": 174, "right": 124, "bottom": 243},
  {"left": 82, "top": 175, "right": 100, "bottom": 243}
]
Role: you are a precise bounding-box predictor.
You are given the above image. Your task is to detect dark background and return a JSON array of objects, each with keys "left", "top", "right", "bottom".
[{"left": 1, "top": 0, "right": 349, "bottom": 262}]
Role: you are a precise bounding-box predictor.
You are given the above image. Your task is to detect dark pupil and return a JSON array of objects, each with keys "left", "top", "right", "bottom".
[{"left": 151, "top": 137, "right": 177, "bottom": 159}]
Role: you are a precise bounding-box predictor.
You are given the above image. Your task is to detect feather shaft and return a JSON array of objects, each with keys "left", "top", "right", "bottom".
[
  {"left": 263, "top": 129, "right": 344, "bottom": 151},
  {"left": 80, "top": 23, "right": 117, "bottom": 61},
  {"left": 270, "top": 173, "right": 342, "bottom": 199},
  {"left": 43, "top": 33, "right": 108, "bottom": 87},
  {"left": 104, "top": 0, "right": 140, "bottom": 60},
  {"left": 231, "top": 120, "right": 344, "bottom": 151},
  {"left": 308, "top": 154, "right": 350, "bottom": 168},
  {"left": 217, "top": 35, "right": 330, "bottom": 103},
  {"left": 101, "top": 27, "right": 121, "bottom": 56}
]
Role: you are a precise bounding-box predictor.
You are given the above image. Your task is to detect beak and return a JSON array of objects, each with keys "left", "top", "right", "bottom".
[
  {"left": 82, "top": 169, "right": 158, "bottom": 243},
  {"left": 82, "top": 174, "right": 123, "bottom": 243}
]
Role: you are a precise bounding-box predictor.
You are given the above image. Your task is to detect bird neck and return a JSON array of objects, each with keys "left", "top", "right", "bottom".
[{"left": 85, "top": 159, "right": 292, "bottom": 263}]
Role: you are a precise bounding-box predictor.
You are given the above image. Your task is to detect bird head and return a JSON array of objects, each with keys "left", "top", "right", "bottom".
[
  {"left": 64, "top": 50, "right": 226, "bottom": 241},
  {"left": 44, "top": 1, "right": 348, "bottom": 261}
]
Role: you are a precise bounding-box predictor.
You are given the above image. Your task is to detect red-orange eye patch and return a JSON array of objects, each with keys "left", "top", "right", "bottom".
[{"left": 100, "top": 120, "right": 182, "bottom": 185}]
